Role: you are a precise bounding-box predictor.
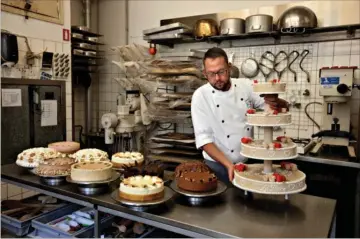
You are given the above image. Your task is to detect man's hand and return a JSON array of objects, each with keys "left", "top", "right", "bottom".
[
  {"left": 263, "top": 94, "right": 289, "bottom": 111},
  {"left": 226, "top": 163, "right": 235, "bottom": 182}
]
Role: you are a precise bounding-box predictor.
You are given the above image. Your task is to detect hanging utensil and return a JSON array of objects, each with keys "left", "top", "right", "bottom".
[
  {"left": 228, "top": 52, "right": 240, "bottom": 78},
  {"left": 274, "top": 51, "right": 288, "bottom": 80},
  {"left": 241, "top": 58, "right": 259, "bottom": 78},
  {"left": 259, "top": 51, "right": 275, "bottom": 81},
  {"left": 300, "top": 50, "right": 310, "bottom": 83},
  {"left": 288, "top": 50, "right": 300, "bottom": 82}
]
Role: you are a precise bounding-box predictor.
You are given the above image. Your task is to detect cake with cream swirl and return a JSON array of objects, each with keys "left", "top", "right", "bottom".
[
  {"left": 119, "top": 175, "right": 164, "bottom": 201},
  {"left": 111, "top": 152, "right": 144, "bottom": 168}
]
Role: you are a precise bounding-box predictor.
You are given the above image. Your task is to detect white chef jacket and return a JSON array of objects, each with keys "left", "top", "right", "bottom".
[{"left": 191, "top": 78, "right": 265, "bottom": 164}]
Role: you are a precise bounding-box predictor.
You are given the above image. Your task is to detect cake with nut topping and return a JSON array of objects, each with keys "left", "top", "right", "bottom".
[
  {"left": 119, "top": 175, "right": 164, "bottom": 201},
  {"left": 71, "top": 148, "right": 109, "bottom": 163},
  {"left": 36, "top": 157, "right": 75, "bottom": 176},
  {"left": 16, "top": 147, "right": 62, "bottom": 168},
  {"left": 175, "top": 161, "right": 218, "bottom": 192}
]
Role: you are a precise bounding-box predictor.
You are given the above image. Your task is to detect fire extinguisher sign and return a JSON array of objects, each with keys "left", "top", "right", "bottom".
[{"left": 63, "top": 29, "right": 70, "bottom": 41}]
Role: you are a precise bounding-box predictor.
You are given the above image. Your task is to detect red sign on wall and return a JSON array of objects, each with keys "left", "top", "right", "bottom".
[{"left": 63, "top": 29, "right": 70, "bottom": 41}]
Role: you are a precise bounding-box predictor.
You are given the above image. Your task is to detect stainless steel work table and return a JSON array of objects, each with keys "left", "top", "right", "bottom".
[{"left": 1, "top": 163, "right": 336, "bottom": 238}]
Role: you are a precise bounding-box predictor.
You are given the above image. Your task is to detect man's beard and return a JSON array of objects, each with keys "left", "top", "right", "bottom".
[{"left": 212, "top": 78, "right": 231, "bottom": 91}]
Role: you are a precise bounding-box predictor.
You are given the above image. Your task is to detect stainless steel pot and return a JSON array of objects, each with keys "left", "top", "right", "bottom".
[
  {"left": 245, "top": 14, "right": 273, "bottom": 33},
  {"left": 277, "top": 6, "right": 318, "bottom": 33},
  {"left": 220, "top": 18, "right": 245, "bottom": 35}
]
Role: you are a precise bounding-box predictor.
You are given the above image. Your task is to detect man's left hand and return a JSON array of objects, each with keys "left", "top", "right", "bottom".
[{"left": 263, "top": 94, "right": 289, "bottom": 111}]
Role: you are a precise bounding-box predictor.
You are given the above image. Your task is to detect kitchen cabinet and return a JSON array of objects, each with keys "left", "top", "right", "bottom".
[{"left": 1, "top": 0, "right": 63, "bottom": 25}]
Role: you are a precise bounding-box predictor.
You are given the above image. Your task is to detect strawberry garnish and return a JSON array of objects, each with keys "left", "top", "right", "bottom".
[
  {"left": 273, "top": 173, "right": 286, "bottom": 182},
  {"left": 273, "top": 142, "right": 282, "bottom": 149},
  {"left": 271, "top": 79, "right": 277, "bottom": 84},
  {"left": 277, "top": 79, "right": 281, "bottom": 82},
  {"left": 280, "top": 161, "right": 290, "bottom": 169},
  {"left": 254, "top": 80, "right": 258, "bottom": 83},
  {"left": 235, "top": 164, "right": 247, "bottom": 172},
  {"left": 273, "top": 110, "right": 279, "bottom": 115},
  {"left": 241, "top": 137, "right": 252, "bottom": 144},
  {"left": 247, "top": 109, "right": 256, "bottom": 114},
  {"left": 276, "top": 136, "right": 286, "bottom": 141}
]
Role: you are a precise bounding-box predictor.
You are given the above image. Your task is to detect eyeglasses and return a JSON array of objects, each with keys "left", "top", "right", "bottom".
[{"left": 205, "top": 69, "right": 228, "bottom": 79}]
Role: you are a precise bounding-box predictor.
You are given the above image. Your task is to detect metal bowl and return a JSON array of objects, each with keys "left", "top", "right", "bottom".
[{"left": 277, "top": 6, "right": 318, "bottom": 32}]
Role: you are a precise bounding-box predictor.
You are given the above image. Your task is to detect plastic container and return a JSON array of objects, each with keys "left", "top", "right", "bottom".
[{"left": 31, "top": 204, "right": 114, "bottom": 238}]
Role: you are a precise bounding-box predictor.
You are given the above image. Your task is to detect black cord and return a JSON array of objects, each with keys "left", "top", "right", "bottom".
[{"left": 304, "top": 102, "right": 322, "bottom": 130}]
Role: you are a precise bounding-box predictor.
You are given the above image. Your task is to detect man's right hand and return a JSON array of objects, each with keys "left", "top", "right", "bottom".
[{"left": 227, "top": 163, "right": 235, "bottom": 182}]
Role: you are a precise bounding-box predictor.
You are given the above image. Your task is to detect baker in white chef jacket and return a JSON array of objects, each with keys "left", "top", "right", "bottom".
[{"left": 191, "top": 47, "right": 289, "bottom": 185}]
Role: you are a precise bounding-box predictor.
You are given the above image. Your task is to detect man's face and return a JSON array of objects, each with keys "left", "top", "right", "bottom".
[{"left": 203, "top": 57, "right": 231, "bottom": 91}]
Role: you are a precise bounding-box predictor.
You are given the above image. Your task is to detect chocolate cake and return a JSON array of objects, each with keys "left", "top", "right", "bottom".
[
  {"left": 142, "top": 161, "right": 165, "bottom": 178},
  {"left": 175, "top": 161, "right": 218, "bottom": 192}
]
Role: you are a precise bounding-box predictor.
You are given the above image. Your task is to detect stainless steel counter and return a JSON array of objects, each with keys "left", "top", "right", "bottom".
[
  {"left": 1, "top": 164, "right": 336, "bottom": 238},
  {"left": 297, "top": 154, "right": 360, "bottom": 169}
]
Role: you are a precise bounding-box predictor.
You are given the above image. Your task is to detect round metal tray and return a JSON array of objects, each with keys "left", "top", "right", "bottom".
[
  {"left": 40, "top": 176, "right": 66, "bottom": 186},
  {"left": 66, "top": 172, "right": 119, "bottom": 185},
  {"left": 170, "top": 180, "right": 227, "bottom": 198},
  {"left": 111, "top": 186, "right": 175, "bottom": 207}
]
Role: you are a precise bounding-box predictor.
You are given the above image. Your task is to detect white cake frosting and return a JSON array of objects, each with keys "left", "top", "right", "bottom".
[
  {"left": 16, "top": 147, "right": 62, "bottom": 168},
  {"left": 71, "top": 161, "right": 113, "bottom": 182},
  {"left": 70, "top": 148, "right": 109, "bottom": 163},
  {"left": 252, "top": 81, "right": 286, "bottom": 94},
  {"left": 111, "top": 152, "right": 144, "bottom": 167},
  {"left": 241, "top": 138, "right": 298, "bottom": 160},
  {"left": 119, "top": 175, "right": 164, "bottom": 195}
]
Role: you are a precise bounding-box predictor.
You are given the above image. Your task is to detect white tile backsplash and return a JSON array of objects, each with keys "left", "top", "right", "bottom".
[
  {"left": 318, "top": 42, "right": 335, "bottom": 56},
  {"left": 334, "top": 40, "right": 352, "bottom": 56}
]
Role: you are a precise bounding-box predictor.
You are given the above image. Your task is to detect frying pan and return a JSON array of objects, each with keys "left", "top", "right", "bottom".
[{"left": 241, "top": 58, "right": 259, "bottom": 78}]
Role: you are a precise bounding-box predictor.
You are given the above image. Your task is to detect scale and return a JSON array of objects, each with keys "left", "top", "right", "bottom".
[
  {"left": 170, "top": 180, "right": 227, "bottom": 206},
  {"left": 111, "top": 187, "right": 175, "bottom": 211},
  {"left": 66, "top": 172, "right": 119, "bottom": 195}
]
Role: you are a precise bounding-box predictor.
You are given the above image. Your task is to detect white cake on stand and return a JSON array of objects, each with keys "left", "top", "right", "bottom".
[{"left": 233, "top": 80, "right": 307, "bottom": 199}]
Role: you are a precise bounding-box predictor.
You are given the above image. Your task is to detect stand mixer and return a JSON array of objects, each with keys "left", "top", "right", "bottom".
[
  {"left": 101, "top": 89, "right": 151, "bottom": 153},
  {"left": 311, "top": 66, "right": 360, "bottom": 158}
]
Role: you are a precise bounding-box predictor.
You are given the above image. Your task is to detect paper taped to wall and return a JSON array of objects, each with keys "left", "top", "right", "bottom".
[
  {"left": 41, "top": 100, "right": 57, "bottom": 127},
  {"left": 1, "top": 89, "right": 22, "bottom": 107}
]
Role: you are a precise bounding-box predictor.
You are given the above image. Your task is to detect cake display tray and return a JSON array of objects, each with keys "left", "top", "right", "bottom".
[
  {"left": 111, "top": 186, "right": 175, "bottom": 208},
  {"left": 170, "top": 180, "right": 227, "bottom": 198},
  {"left": 40, "top": 175, "right": 67, "bottom": 186},
  {"left": 66, "top": 172, "right": 119, "bottom": 195},
  {"left": 240, "top": 152, "right": 298, "bottom": 161}
]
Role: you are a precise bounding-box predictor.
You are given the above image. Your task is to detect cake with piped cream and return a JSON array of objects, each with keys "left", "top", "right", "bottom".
[
  {"left": 111, "top": 152, "right": 144, "bottom": 168},
  {"left": 119, "top": 175, "right": 164, "bottom": 201}
]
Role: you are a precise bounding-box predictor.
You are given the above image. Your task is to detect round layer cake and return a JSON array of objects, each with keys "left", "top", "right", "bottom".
[
  {"left": 16, "top": 147, "right": 62, "bottom": 168},
  {"left": 233, "top": 163, "right": 306, "bottom": 195},
  {"left": 48, "top": 141, "right": 80, "bottom": 154},
  {"left": 111, "top": 152, "right": 144, "bottom": 168},
  {"left": 246, "top": 110, "right": 291, "bottom": 126},
  {"left": 35, "top": 157, "right": 75, "bottom": 176},
  {"left": 240, "top": 136, "right": 297, "bottom": 160},
  {"left": 175, "top": 161, "right": 218, "bottom": 192},
  {"left": 119, "top": 175, "right": 164, "bottom": 201},
  {"left": 252, "top": 80, "right": 286, "bottom": 94},
  {"left": 70, "top": 161, "right": 113, "bottom": 182},
  {"left": 71, "top": 148, "right": 109, "bottom": 163}
]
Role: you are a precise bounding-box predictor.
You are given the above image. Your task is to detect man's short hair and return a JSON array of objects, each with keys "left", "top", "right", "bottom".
[{"left": 203, "top": 47, "right": 229, "bottom": 64}]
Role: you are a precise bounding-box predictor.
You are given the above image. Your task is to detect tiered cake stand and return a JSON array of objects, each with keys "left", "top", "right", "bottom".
[{"left": 233, "top": 82, "right": 307, "bottom": 199}]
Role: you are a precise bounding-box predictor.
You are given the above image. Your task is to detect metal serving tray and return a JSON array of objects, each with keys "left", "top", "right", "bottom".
[
  {"left": 32, "top": 204, "right": 114, "bottom": 238},
  {"left": 143, "top": 22, "right": 192, "bottom": 35},
  {"left": 1, "top": 195, "right": 68, "bottom": 237}
]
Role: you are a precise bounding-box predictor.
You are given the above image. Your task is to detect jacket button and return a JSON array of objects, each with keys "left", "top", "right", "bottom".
[
  {"left": 212, "top": 90, "right": 215, "bottom": 93},
  {"left": 241, "top": 98, "right": 243, "bottom": 101},
  {"left": 222, "top": 120, "right": 225, "bottom": 123},
  {"left": 247, "top": 128, "right": 250, "bottom": 131},
  {"left": 231, "top": 150, "right": 234, "bottom": 153},
  {"left": 217, "top": 104, "right": 219, "bottom": 107},
  {"left": 227, "top": 135, "right": 230, "bottom": 138},
  {"left": 234, "top": 84, "right": 237, "bottom": 87}
]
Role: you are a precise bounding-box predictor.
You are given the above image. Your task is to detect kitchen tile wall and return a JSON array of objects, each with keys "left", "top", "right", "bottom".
[
  {"left": 95, "top": 39, "right": 359, "bottom": 141},
  {"left": 1, "top": 36, "right": 72, "bottom": 200},
  {"left": 170, "top": 39, "right": 360, "bottom": 140}
]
